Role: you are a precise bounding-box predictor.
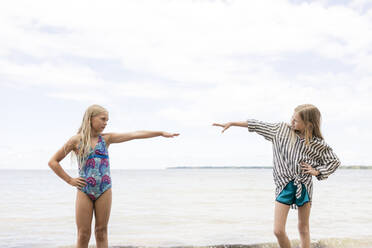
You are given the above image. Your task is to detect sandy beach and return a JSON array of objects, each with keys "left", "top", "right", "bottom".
[{"left": 59, "top": 237, "right": 372, "bottom": 248}]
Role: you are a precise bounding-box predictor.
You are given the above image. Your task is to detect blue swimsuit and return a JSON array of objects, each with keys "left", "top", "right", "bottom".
[{"left": 79, "top": 135, "right": 111, "bottom": 201}]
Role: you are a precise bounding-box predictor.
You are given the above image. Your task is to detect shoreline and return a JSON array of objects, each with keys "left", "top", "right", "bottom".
[
  {"left": 1, "top": 165, "right": 372, "bottom": 171},
  {"left": 166, "top": 165, "right": 372, "bottom": 170},
  {"left": 57, "top": 237, "right": 372, "bottom": 248},
  {"left": 104, "top": 237, "right": 372, "bottom": 248}
]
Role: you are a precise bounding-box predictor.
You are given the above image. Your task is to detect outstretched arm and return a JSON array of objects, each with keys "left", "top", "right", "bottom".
[
  {"left": 212, "top": 122, "right": 248, "bottom": 133},
  {"left": 105, "top": 131, "right": 179, "bottom": 145},
  {"left": 214, "top": 120, "right": 281, "bottom": 142}
]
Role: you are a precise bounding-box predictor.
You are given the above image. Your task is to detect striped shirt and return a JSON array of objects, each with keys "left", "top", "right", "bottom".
[{"left": 247, "top": 119, "right": 341, "bottom": 208}]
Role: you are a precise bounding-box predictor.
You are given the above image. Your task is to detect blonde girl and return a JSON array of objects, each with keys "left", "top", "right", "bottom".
[
  {"left": 48, "top": 104, "right": 179, "bottom": 248},
  {"left": 213, "top": 104, "right": 340, "bottom": 248}
]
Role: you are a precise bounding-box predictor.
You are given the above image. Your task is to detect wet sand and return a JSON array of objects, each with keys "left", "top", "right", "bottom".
[
  {"left": 60, "top": 238, "right": 372, "bottom": 248},
  {"left": 108, "top": 238, "right": 372, "bottom": 248}
]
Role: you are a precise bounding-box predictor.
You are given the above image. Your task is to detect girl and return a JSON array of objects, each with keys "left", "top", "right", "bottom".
[
  {"left": 213, "top": 104, "right": 340, "bottom": 248},
  {"left": 48, "top": 104, "right": 179, "bottom": 248}
]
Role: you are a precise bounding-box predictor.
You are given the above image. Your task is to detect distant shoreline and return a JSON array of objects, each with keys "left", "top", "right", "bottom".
[
  {"left": 167, "top": 166, "right": 372, "bottom": 170},
  {"left": 1, "top": 165, "right": 372, "bottom": 171}
]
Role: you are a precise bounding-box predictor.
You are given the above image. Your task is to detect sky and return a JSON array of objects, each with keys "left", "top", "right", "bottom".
[{"left": 1, "top": 0, "right": 372, "bottom": 169}]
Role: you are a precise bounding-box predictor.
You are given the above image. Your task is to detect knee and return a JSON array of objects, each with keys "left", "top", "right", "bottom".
[
  {"left": 95, "top": 226, "right": 108, "bottom": 242},
  {"left": 298, "top": 222, "right": 310, "bottom": 236},
  {"left": 77, "top": 228, "right": 91, "bottom": 243},
  {"left": 273, "top": 228, "right": 287, "bottom": 239}
]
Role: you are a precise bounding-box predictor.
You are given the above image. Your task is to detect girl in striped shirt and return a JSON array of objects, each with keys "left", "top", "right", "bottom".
[{"left": 213, "top": 104, "right": 340, "bottom": 248}]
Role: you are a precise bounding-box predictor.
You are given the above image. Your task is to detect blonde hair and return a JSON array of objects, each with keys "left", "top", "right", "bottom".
[
  {"left": 76, "top": 104, "right": 108, "bottom": 166},
  {"left": 292, "top": 104, "right": 323, "bottom": 145}
]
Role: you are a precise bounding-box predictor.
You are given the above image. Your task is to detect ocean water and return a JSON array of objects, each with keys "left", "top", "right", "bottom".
[{"left": 1, "top": 169, "right": 372, "bottom": 248}]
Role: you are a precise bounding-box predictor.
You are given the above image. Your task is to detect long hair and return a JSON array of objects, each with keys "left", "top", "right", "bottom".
[
  {"left": 292, "top": 104, "right": 323, "bottom": 145},
  {"left": 76, "top": 104, "right": 108, "bottom": 166}
]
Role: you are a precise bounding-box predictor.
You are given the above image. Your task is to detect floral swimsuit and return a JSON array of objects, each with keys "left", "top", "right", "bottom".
[{"left": 79, "top": 135, "right": 111, "bottom": 201}]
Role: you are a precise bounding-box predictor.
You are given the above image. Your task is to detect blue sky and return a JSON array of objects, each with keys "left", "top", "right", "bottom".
[{"left": 1, "top": 0, "right": 371, "bottom": 169}]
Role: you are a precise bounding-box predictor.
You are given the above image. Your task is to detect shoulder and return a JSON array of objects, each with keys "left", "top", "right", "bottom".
[
  {"left": 277, "top": 122, "right": 291, "bottom": 133},
  {"left": 311, "top": 137, "right": 331, "bottom": 150},
  {"left": 247, "top": 120, "right": 285, "bottom": 129},
  {"left": 67, "top": 134, "right": 81, "bottom": 148},
  {"left": 312, "top": 136, "right": 326, "bottom": 145},
  {"left": 272, "top": 123, "right": 293, "bottom": 140},
  {"left": 101, "top": 133, "right": 112, "bottom": 139},
  {"left": 70, "top": 134, "right": 81, "bottom": 143},
  {"left": 101, "top": 133, "right": 112, "bottom": 144},
  {"left": 281, "top": 122, "right": 290, "bottom": 129}
]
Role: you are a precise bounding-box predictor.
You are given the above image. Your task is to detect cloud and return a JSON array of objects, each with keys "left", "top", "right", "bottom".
[
  {"left": 2, "top": 0, "right": 372, "bottom": 75},
  {"left": 2, "top": 1, "right": 372, "bottom": 78}
]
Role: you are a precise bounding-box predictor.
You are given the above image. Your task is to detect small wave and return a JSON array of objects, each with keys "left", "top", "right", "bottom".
[
  {"left": 315, "top": 237, "right": 372, "bottom": 248},
  {"left": 59, "top": 238, "right": 372, "bottom": 248}
]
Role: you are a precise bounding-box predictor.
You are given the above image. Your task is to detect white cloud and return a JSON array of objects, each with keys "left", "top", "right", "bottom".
[
  {"left": 0, "top": 60, "right": 104, "bottom": 87},
  {"left": 2, "top": 0, "right": 372, "bottom": 78}
]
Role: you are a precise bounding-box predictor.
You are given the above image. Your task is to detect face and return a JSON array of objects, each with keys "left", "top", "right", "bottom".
[
  {"left": 91, "top": 112, "right": 109, "bottom": 133},
  {"left": 291, "top": 112, "right": 305, "bottom": 133}
]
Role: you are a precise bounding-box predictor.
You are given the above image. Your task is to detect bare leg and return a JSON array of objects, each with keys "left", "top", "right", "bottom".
[
  {"left": 298, "top": 202, "right": 311, "bottom": 248},
  {"left": 94, "top": 188, "right": 112, "bottom": 248},
  {"left": 274, "top": 201, "right": 291, "bottom": 248},
  {"left": 76, "top": 190, "right": 94, "bottom": 248}
]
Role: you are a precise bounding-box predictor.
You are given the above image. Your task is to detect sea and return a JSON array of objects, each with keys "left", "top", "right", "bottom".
[{"left": 1, "top": 168, "right": 371, "bottom": 248}]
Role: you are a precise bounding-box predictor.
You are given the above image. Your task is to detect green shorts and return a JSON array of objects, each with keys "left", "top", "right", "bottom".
[{"left": 276, "top": 180, "right": 310, "bottom": 207}]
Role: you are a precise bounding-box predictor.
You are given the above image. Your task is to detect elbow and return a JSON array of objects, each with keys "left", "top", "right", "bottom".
[
  {"left": 337, "top": 160, "right": 341, "bottom": 168},
  {"left": 331, "top": 160, "right": 341, "bottom": 172},
  {"left": 316, "top": 173, "right": 327, "bottom": 181},
  {"left": 48, "top": 160, "right": 56, "bottom": 170}
]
